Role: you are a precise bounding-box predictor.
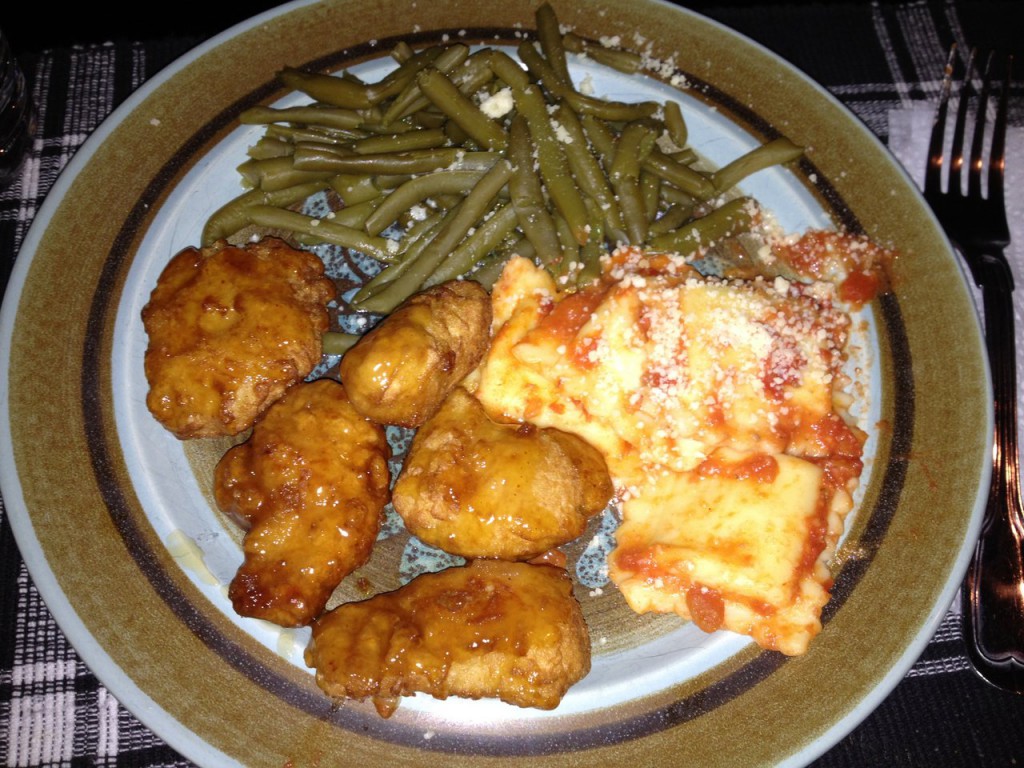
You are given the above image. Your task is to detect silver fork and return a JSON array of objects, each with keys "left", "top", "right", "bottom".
[{"left": 924, "top": 46, "right": 1024, "bottom": 694}]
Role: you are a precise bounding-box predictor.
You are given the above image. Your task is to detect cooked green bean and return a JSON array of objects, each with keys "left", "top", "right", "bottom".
[
  {"left": 246, "top": 136, "right": 295, "bottom": 160},
  {"left": 291, "top": 146, "right": 497, "bottom": 175},
  {"left": 351, "top": 127, "right": 450, "bottom": 154},
  {"left": 417, "top": 68, "right": 508, "bottom": 151},
  {"left": 244, "top": 205, "right": 396, "bottom": 261},
  {"left": 710, "top": 137, "right": 804, "bottom": 194},
  {"left": 551, "top": 103, "right": 626, "bottom": 241},
  {"left": 264, "top": 123, "right": 369, "bottom": 145},
  {"left": 237, "top": 156, "right": 335, "bottom": 192},
  {"left": 507, "top": 114, "right": 562, "bottom": 265},
  {"left": 205, "top": 2, "right": 808, "bottom": 332},
  {"left": 355, "top": 158, "right": 514, "bottom": 313},
  {"left": 328, "top": 173, "right": 381, "bottom": 206},
  {"left": 201, "top": 180, "right": 331, "bottom": 246},
  {"left": 427, "top": 202, "right": 519, "bottom": 286},
  {"left": 517, "top": 41, "right": 659, "bottom": 122},
  {"left": 317, "top": 196, "right": 383, "bottom": 229},
  {"left": 364, "top": 169, "right": 488, "bottom": 235},
  {"left": 662, "top": 100, "right": 688, "bottom": 149},
  {"left": 485, "top": 49, "right": 532, "bottom": 90},
  {"left": 514, "top": 84, "right": 590, "bottom": 245},
  {"left": 561, "top": 32, "right": 643, "bottom": 74},
  {"left": 239, "top": 104, "right": 368, "bottom": 130},
  {"left": 382, "top": 44, "right": 470, "bottom": 116},
  {"left": 363, "top": 45, "right": 447, "bottom": 103},
  {"left": 352, "top": 208, "right": 452, "bottom": 303},
  {"left": 648, "top": 196, "right": 757, "bottom": 254},
  {"left": 648, "top": 201, "right": 695, "bottom": 237},
  {"left": 390, "top": 41, "right": 414, "bottom": 64},
  {"left": 608, "top": 121, "right": 657, "bottom": 244},
  {"left": 536, "top": 1, "right": 571, "bottom": 84},
  {"left": 278, "top": 66, "right": 374, "bottom": 110},
  {"left": 322, "top": 331, "right": 361, "bottom": 356}
]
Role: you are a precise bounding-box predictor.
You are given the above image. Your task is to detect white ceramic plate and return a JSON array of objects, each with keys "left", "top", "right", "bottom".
[{"left": 0, "top": 1, "right": 991, "bottom": 765}]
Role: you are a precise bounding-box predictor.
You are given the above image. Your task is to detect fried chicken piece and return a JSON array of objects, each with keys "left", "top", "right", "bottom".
[
  {"left": 305, "top": 559, "right": 591, "bottom": 716},
  {"left": 142, "top": 237, "right": 335, "bottom": 439},
  {"left": 214, "top": 378, "right": 390, "bottom": 627},
  {"left": 392, "top": 387, "right": 613, "bottom": 560},
  {"left": 339, "top": 279, "right": 491, "bottom": 428}
]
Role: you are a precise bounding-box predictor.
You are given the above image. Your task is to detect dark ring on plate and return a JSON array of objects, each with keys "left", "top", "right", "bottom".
[{"left": 80, "top": 27, "right": 912, "bottom": 755}]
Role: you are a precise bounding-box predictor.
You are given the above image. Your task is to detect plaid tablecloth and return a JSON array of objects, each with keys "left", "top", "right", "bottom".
[{"left": 2, "top": 2, "right": 1023, "bottom": 766}]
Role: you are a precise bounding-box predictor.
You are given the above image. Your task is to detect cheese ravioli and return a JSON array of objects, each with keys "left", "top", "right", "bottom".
[{"left": 473, "top": 248, "right": 865, "bottom": 655}]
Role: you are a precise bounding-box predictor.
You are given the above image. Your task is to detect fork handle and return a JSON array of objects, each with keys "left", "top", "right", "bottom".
[{"left": 962, "top": 249, "right": 1024, "bottom": 693}]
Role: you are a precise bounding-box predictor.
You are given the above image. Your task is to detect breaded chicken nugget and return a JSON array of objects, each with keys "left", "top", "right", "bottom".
[
  {"left": 305, "top": 559, "right": 591, "bottom": 717},
  {"left": 392, "top": 387, "right": 613, "bottom": 560},
  {"left": 339, "top": 279, "right": 491, "bottom": 428},
  {"left": 214, "top": 378, "right": 390, "bottom": 627},
  {"left": 142, "top": 237, "right": 335, "bottom": 439}
]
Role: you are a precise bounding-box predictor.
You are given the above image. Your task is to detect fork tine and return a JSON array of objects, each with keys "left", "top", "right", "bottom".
[
  {"left": 988, "top": 54, "right": 1011, "bottom": 207},
  {"left": 949, "top": 48, "right": 977, "bottom": 196},
  {"left": 967, "top": 50, "right": 995, "bottom": 199},
  {"left": 925, "top": 44, "right": 958, "bottom": 195}
]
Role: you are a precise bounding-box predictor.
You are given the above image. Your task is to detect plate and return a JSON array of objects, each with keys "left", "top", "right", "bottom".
[{"left": 0, "top": 0, "right": 992, "bottom": 766}]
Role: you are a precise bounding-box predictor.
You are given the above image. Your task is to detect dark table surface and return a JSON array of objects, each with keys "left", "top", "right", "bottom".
[{"left": 2, "top": 1, "right": 1023, "bottom": 766}]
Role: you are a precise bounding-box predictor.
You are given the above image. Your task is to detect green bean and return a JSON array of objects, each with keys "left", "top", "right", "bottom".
[
  {"left": 648, "top": 196, "right": 757, "bottom": 254},
  {"left": 351, "top": 127, "right": 450, "bottom": 154},
  {"left": 583, "top": 114, "right": 714, "bottom": 200},
  {"left": 328, "top": 174, "right": 381, "bottom": 206},
  {"left": 561, "top": 32, "right": 643, "bottom": 74},
  {"left": 244, "top": 205, "right": 396, "bottom": 261},
  {"left": 390, "top": 41, "right": 414, "bottom": 64},
  {"left": 364, "top": 45, "right": 448, "bottom": 103},
  {"left": 265, "top": 123, "right": 369, "bottom": 145},
  {"left": 469, "top": 250, "right": 515, "bottom": 289},
  {"left": 710, "top": 136, "right": 803, "bottom": 194},
  {"left": 641, "top": 171, "right": 661, "bottom": 222},
  {"left": 517, "top": 41, "right": 659, "bottom": 122},
  {"left": 609, "top": 121, "right": 657, "bottom": 244},
  {"left": 352, "top": 208, "right": 452, "bottom": 303},
  {"left": 237, "top": 156, "right": 335, "bottom": 192},
  {"left": 536, "top": 2, "right": 571, "bottom": 84},
  {"left": 380, "top": 44, "right": 471, "bottom": 124},
  {"left": 485, "top": 49, "right": 532, "bottom": 90},
  {"left": 318, "top": 196, "right": 383, "bottom": 229},
  {"left": 364, "top": 169, "right": 488, "bottom": 236},
  {"left": 322, "top": 331, "right": 360, "bottom": 356},
  {"left": 551, "top": 103, "right": 626, "bottom": 241},
  {"left": 552, "top": 209, "right": 582, "bottom": 279},
  {"left": 513, "top": 84, "right": 590, "bottom": 245},
  {"left": 239, "top": 104, "right": 368, "bottom": 130},
  {"left": 246, "top": 136, "right": 293, "bottom": 160},
  {"left": 643, "top": 146, "right": 717, "bottom": 199},
  {"left": 648, "top": 201, "right": 695, "bottom": 237},
  {"left": 577, "top": 198, "right": 606, "bottom": 284},
  {"left": 201, "top": 180, "right": 331, "bottom": 246},
  {"left": 278, "top": 66, "right": 373, "bottom": 110},
  {"left": 291, "top": 145, "right": 497, "bottom": 175},
  {"left": 207, "top": 2, "right": 809, "bottom": 313},
  {"left": 417, "top": 68, "right": 508, "bottom": 151},
  {"left": 507, "top": 115, "right": 562, "bottom": 266},
  {"left": 662, "top": 100, "right": 688, "bottom": 149},
  {"left": 355, "top": 158, "right": 514, "bottom": 313},
  {"left": 427, "top": 202, "right": 519, "bottom": 286}
]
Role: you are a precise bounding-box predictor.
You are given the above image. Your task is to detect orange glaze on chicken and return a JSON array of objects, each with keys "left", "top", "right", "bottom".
[
  {"left": 142, "top": 237, "right": 335, "bottom": 439},
  {"left": 305, "top": 559, "right": 591, "bottom": 717},
  {"left": 214, "top": 378, "right": 391, "bottom": 627},
  {"left": 392, "top": 387, "right": 613, "bottom": 561}
]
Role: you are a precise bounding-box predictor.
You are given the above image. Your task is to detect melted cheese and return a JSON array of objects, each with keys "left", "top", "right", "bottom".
[{"left": 472, "top": 248, "right": 864, "bottom": 655}]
